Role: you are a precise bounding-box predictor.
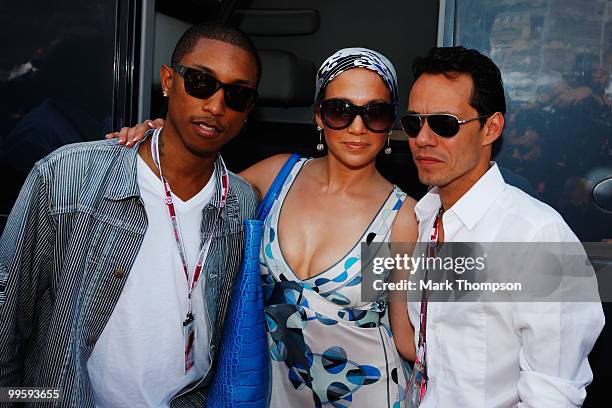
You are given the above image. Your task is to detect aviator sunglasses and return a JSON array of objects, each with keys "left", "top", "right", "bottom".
[
  {"left": 319, "top": 98, "right": 396, "bottom": 133},
  {"left": 171, "top": 63, "right": 258, "bottom": 112},
  {"left": 400, "top": 113, "right": 490, "bottom": 138}
]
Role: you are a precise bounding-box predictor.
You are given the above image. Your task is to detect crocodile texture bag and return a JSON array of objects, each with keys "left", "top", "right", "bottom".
[{"left": 205, "top": 154, "right": 301, "bottom": 408}]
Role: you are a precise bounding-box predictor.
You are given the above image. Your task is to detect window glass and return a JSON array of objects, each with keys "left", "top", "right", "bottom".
[
  {"left": 449, "top": 0, "right": 612, "bottom": 241},
  {"left": 0, "top": 0, "right": 116, "bottom": 225}
]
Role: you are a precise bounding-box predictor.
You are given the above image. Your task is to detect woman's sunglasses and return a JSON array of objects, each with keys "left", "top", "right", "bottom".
[
  {"left": 400, "top": 113, "right": 490, "bottom": 138},
  {"left": 171, "top": 64, "right": 258, "bottom": 112},
  {"left": 319, "top": 98, "right": 396, "bottom": 133}
]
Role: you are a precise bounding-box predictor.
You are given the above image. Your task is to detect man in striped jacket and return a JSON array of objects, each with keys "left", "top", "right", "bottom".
[{"left": 0, "top": 23, "right": 259, "bottom": 407}]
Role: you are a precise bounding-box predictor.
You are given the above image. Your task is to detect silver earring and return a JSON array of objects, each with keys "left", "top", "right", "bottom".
[
  {"left": 316, "top": 126, "right": 325, "bottom": 152},
  {"left": 384, "top": 133, "right": 392, "bottom": 155},
  {"left": 162, "top": 90, "right": 168, "bottom": 97}
]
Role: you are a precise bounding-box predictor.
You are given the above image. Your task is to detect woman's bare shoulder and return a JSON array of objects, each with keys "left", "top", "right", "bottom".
[{"left": 238, "top": 153, "right": 295, "bottom": 199}]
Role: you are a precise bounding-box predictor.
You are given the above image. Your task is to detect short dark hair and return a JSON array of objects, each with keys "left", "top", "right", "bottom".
[
  {"left": 171, "top": 22, "right": 262, "bottom": 86},
  {"left": 412, "top": 46, "right": 506, "bottom": 126}
]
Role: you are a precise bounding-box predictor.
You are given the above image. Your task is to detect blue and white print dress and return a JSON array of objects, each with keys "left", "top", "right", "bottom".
[{"left": 260, "top": 158, "right": 409, "bottom": 408}]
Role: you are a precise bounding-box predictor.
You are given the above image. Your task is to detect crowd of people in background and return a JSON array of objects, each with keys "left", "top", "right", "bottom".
[{"left": 498, "top": 53, "right": 612, "bottom": 240}]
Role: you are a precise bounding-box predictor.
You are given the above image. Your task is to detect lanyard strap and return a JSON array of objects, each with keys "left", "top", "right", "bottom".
[
  {"left": 417, "top": 207, "right": 443, "bottom": 352},
  {"left": 150, "top": 128, "right": 229, "bottom": 315}
]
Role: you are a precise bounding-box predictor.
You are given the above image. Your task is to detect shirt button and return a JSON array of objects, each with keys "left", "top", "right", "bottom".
[{"left": 113, "top": 268, "right": 125, "bottom": 279}]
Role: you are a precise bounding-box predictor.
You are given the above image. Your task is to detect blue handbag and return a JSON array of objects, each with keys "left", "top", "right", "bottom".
[{"left": 205, "top": 154, "right": 301, "bottom": 408}]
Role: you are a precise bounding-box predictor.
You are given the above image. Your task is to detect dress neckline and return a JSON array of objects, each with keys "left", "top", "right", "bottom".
[{"left": 271, "top": 158, "right": 398, "bottom": 283}]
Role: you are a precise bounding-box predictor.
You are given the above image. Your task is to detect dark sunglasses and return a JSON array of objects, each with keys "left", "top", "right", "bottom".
[
  {"left": 319, "top": 98, "right": 396, "bottom": 133},
  {"left": 171, "top": 63, "right": 258, "bottom": 112},
  {"left": 400, "top": 113, "right": 490, "bottom": 138}
]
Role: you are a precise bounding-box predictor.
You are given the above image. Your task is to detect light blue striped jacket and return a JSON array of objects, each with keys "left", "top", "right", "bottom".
[{"left": 0, "top": 139, "right": 258, "bottom": 406}]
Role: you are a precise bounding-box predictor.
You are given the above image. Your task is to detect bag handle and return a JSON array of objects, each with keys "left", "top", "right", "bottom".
[{"left": 255, "top": 153, "right": 301, "bottom": 221}]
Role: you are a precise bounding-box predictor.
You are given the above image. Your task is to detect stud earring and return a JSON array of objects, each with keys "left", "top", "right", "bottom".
[
  {"left": 316, "top": 126, "right": 325, "bottom": 152},
  {"left": 162, "top": 90, "right": 168, "bottom": 97},
  {"left": 384, "top": 133, "right": 392, "bottom": 155}
]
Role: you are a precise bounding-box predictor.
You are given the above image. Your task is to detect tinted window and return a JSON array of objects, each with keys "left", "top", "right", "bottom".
[
  {"left": 0, "top": 0, "right": 117, "bottom": 226},
  {"left": 446, "top": 0, "right": 612, "bottom": 242}
]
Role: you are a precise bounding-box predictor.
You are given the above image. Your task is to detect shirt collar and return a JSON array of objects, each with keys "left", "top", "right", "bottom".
[
  {"left": 414, "top": 186, "right": 442, "bottom": 224},
  {"left": 414, "top": 162, "right": 507, "bottom": 230},
  {"left": 103, "top": 139, "right": 143, "bottom": 201}
]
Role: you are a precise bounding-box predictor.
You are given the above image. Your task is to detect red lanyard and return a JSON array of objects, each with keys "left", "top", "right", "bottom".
[
  {"left": 418, "top": 207, "right": 442, "bottom": 344},
  {"left": 150, "top": 128, "right": 229, "bottom": 317},
  {"left": 415, "top": 207, "right": 443, "bottom": 400}
]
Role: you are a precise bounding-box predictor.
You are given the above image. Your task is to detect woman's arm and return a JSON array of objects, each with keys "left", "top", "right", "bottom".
[
  {"left": 388, "top": 197, "right": 418, "bottom": 362},
  {"left": 105, "top": 119, "right": 295, "bottom": 200},
  {"left": 105, "top": 118, "right": 164, "bottom": 146}
]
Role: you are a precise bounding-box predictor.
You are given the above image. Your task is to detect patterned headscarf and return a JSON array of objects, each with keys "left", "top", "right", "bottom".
[{"left": 315, "top": 47, "right": 399, "bottom": 110}]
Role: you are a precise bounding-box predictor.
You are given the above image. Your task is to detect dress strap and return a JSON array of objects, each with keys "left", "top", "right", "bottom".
[{"left": 256, "top": 154, "right": 301, "bottom": 220}]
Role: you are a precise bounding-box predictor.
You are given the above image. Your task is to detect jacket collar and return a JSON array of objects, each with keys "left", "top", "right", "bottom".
[
  {"left": 103, "top": 139, "right": 142, "bottom": 201},
  {"left": 206, "top": 156, "right": 240, "bottom": 221}
]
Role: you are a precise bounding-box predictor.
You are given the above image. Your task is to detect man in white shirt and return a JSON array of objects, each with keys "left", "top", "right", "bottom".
[{"left": 397, "top": 46, "right": 605, "bottom": 407}]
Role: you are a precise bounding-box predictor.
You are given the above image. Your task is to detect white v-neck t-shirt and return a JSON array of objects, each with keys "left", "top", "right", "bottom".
[{"left": 87, "top": 155, "right": 215, "bottom": 407}]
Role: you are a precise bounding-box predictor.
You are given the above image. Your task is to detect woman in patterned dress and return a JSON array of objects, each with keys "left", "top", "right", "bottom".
[
  {"left": 241, "top": 48, "right": 418, "bottom": 408},
  {"left": 111, "top": 48, "right": 418, "bottom": 407}
]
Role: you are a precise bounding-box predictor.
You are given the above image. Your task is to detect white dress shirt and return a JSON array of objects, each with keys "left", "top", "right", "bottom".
[{"left": 408, "top": 163, "right": 605, "bottom": 408}]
